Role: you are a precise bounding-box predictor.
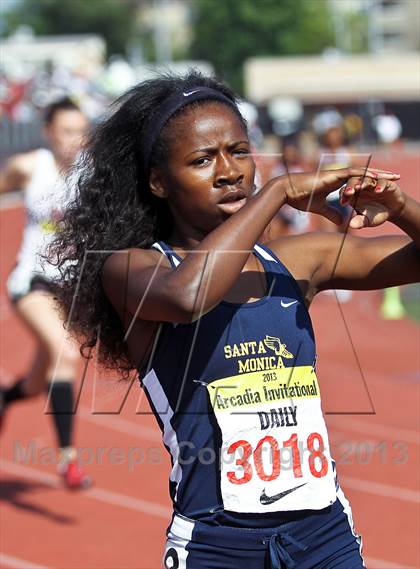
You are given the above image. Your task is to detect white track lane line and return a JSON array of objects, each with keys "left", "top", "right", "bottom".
[
  {"left": 364, "top": 556, "right": 417, "bottom": 569},
  {"left": 328, "top": 417, "right": 419, "bottom": 446},
  {"left": 328, "top": 429, "right": 416, "bottom": 464},
  {"left": 78, "top": 406, "right": 162, "bottom": 442},
  {"left": 0, "top": 459, "right": 171, "bottom": 519},
  {"left": 340, "top": 475, "right": 420, "bottom": 504},
  {"left": 0, "top": 553, "right": 50, "bottom": 569}
]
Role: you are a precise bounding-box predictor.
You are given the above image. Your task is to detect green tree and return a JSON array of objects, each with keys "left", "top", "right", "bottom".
[
  {"left": 3, "top": 0, "right": 139, "bottom": 57},
  {"left": 190, "top": 0, "right": 334, "bottom": 92},
  {"left": 346, "top": 11, "right": 369, "bottom": 54}
]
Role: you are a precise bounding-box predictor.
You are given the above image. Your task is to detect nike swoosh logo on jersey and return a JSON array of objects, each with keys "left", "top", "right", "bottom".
[
  {"left": 260, "top": 482, "right": 307, "bottom": 505},
  {"left": 280, "top": 300, "right": 298, "bottom": 308}
]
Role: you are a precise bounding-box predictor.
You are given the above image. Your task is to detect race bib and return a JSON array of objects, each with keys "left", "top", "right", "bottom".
[{"left": 207, "top": 365, "right": 336, "bottom": 512}]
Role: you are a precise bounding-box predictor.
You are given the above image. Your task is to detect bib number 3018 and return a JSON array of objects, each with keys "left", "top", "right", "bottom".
[{"left": 226, "top": 432, "right": 328, "bottom": 485}]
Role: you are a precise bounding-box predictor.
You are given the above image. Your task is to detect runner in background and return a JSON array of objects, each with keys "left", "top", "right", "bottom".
[{"left": 0, "top": 97, "right": 91, "bottom": 489}]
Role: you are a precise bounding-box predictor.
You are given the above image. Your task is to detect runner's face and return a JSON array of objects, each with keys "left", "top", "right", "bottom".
[
  {"left": 155, "top": 102, "right": 255, "bottom": 237},
  {"left": 45, "top": 109, "right": 89, "bottom": 164}
]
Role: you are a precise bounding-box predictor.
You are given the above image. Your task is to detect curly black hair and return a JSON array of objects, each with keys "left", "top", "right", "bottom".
[{"left": 48, "top": 70, "right": 245, "bottom": 377}]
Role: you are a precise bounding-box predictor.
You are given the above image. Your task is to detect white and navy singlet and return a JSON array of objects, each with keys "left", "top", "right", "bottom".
[
  {"left": 141, "top": 241, "right": 339, "bottom": 527},
  {"left": 7, "top": 148, "right": 74, "bottom": 302}
]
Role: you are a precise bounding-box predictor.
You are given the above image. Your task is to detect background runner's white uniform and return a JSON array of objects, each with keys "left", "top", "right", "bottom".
[{"left": 7, "top": 148, "right": 74, "bottom": 302}]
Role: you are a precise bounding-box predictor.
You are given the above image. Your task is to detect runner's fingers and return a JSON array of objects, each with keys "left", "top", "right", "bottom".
[
  {"left": 362, "top": 177, "right": 377, "bottom": 191},
  {"left": 368, "top": 168, "right": 401, "bottom": 179},
  {"left": 345, "top": 167, "right": 400, "bottom": 180},
  {"left": 340, "top": 176, "right": 376, "bottom": 202},
  {"left": 349, "top": 176, "right": 377, "bottom": 192},
  {"left": 373, "top": 178, "right": 394, "bottom": 193},
  {"left": 340, "top": 179, "right": 390, "bottom": 205}
]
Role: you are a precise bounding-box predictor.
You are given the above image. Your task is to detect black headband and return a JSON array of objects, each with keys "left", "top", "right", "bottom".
[{"left": 141, "top": 86, "right": 239, "bottom": 178}]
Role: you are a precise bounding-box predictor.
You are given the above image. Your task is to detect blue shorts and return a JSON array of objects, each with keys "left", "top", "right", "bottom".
[{"left": 163, "top": 490, "right": 364, "bottom": 569}]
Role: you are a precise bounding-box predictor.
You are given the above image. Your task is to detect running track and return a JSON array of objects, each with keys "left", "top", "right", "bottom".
[{"left": 1, "top": 150, "right": 419, "bottom": 568}]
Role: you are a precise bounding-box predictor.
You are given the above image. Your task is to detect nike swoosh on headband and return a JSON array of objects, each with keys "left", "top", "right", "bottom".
[
  {"left": 260, "top": 482, "right": 307, "bottom": 505},
  {"left": 280, "top": 300, "right": 298, "bottom": 308}
]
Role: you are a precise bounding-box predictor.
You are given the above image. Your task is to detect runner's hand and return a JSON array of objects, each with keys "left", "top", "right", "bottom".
[
  {"left": 277, "top": 168, "right": 400, "bottom": 225},
  {"left": 340, "top": 174, "right": 406, "bottom": 229}
]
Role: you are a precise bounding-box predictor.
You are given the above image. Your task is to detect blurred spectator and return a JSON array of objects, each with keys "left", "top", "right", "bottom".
[
  {"left": 261, "top": 134, "right": 312, "bottom": 242},
  {"left": 272, "top": 135, "right": 306, "bottom": 177},
  {"left": 311, "top": 109, "right": 357, "bottom": 302},
  {"left": 372, "top": 112, "right": 402, "bottom": 147},
  {"left": 270, "top": 135, "right": 311, "bottom": 235},
  {"left": 98, "top": 56, "right": 137, "bottom": 98},
  {"left": 238, "top": 100, "right": 263, "bottom": 150},
  {"left": 0, "top": 75, "right": 29, "bottom": 121},
  {"left": 0, "top": 60, "right": 112, "bottom": 160},
  {"left": 313, "top": 109, "right": 352, "bottom": 169},
  {"left": 0, "top": 59, "right": 114, "bottom": 121},
  {"left": 312, "top": 109, "right": 353, "bottom": 233},
  {"left": 238, "top": 99, "right": 264, "bottom": 191}
]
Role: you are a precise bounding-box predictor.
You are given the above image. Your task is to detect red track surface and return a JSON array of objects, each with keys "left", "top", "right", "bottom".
[{"left": 1, "top": 150, "right": 419, "bottom": 569}]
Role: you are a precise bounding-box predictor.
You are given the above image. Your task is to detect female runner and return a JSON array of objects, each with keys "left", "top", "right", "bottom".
[
  {"left": 49, "top": 72, "right": 419, "bottom": 567},
  {"left": 0, "top": 97, "right": 91, "bottom": 488}
]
